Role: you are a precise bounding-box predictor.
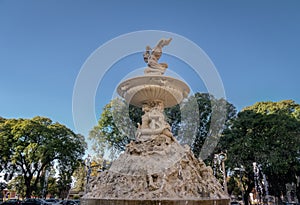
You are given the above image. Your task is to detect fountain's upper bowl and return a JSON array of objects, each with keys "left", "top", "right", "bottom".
[{"left": 117, "top": 75, "right": 190, "bottom": 108}]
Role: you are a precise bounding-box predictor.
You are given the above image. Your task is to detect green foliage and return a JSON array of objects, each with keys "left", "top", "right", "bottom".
[
  {"left": 46, "top": 177, "right": 60, "bottom": 197},
  {"left": 227, "top": 176, "right": 241, "bottom": 196},
  {"left": 189, "top": 93, "right": 236, "bottom": 160},
  {"left": 8, "top": 175, "right": 26, "bottom": 197},
  {"left": 0, "top": 116, "right": 87, "bottom": 198},
  {"left": 220, "top": 100, "right": 300, "bottom": 200},
  {"left": 89, "top": 99, "right": 137, "bottom": 158},
  {"left": 72, "top": 162, "right": 86, "bottom": 193}
]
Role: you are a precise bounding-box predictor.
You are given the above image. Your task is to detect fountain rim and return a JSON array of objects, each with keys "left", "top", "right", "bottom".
[{"left": 117, "top": 75, "right": 190, "bottom": 108}]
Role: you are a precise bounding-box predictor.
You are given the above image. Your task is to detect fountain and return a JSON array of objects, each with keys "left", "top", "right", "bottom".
[{"left": 82, "top": 38, "right": 230, "bottom": 204}]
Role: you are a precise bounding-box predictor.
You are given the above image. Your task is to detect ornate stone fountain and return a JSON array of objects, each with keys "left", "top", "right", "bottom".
[{"left": 82, "top": 38, "right": 230, "bottom": 204}]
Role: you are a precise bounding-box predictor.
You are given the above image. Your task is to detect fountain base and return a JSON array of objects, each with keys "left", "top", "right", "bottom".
[
  {"left": 82, "top": 135, "right": 229, "bottom": 203},
  {"left": 82, "top": 198, "right": 230, "bottom": 205}
]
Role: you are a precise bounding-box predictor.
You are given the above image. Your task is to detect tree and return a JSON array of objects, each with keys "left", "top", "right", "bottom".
[
  {"left": 8, "top": 175, "right": 25, "bottom": 198},
  {"left": 89, "top": 99, "right": 140, "bottom": 158},
  {"left": 89, "top": 93, "right": 236, "bottom": 160},
  {"left": 186, "top": 93, "right": 236, "bottom": 160},
  {"left": 46, "top": 177, "right": 60, "bottom": 198},
  {"left": 219, "top": 100, "right": 300, "bottom": 204},
  {"left": 0, "top": 116, "right": 87, "bottom": 198},
  {"left": 72, "top": 162, "right": 86, "bottom": 194}
]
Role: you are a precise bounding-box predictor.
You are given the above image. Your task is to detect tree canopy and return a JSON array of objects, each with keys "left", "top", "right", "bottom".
[
  {"left": 219, "top": 100, "right": 300, "bottom": 203},
  {"left": 89, "top": 99, "right": 140, "bottom": 158},
  {"left": 0, "top": 116, "right": 87, "bottom": 198}
]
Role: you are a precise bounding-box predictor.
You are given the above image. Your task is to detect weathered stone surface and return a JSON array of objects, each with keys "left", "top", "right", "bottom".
[
  {"left": 143, "top": 38, "right": 172, "bottom": 75},
  {"left": 84, "top": 134, "right": 227, "bottom": 200},
  {"left": 82, "top": 198, "right": 230, "bottom": 205}
]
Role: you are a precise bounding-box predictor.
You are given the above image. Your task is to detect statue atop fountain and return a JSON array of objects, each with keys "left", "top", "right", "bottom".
[
  {"left": 82, "top": 38, "right": 230, "bottom": 205},
  {"left": 143, "top": 38, "right": 172, "bottom": 75}
]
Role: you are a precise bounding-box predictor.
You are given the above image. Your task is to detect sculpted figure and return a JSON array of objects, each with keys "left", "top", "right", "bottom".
[
  {"left": 138, "top": 104, "right": 151, "bottom": 129},
  {"left": 136, "top": 101, "right": 173, "bottom": 140},
  {"left": 144, "top": 38, "right": 172, "bottom": 75}
]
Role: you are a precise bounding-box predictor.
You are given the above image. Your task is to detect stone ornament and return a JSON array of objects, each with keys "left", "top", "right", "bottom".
[
  {"left": 117, "top": 76, "right": 190, "bottom": 108},
  {"left": 135, "top": 100, "right": 173, "bottom": 141},
  {"left": 143, "top": 38, "right": 172, "bottom": 75}
]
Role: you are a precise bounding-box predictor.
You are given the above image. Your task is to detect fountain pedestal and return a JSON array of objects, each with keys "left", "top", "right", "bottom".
[{"left": 82, "top": 38, "right": 230, "bottom": 205}]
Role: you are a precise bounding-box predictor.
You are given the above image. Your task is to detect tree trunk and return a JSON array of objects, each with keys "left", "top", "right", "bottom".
[
  {"left": 25, "top": 182, "right": 32, "bottom": 198},
  {"left": 25, "top": 178, "right": 32, "bottom": 198}
]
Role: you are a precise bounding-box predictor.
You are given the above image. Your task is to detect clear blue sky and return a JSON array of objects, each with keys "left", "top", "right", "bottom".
[{"left": 1, "top": 0, "right": 300, "bottom": 141}]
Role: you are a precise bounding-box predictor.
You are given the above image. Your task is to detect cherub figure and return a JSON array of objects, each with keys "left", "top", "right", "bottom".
[
  {"left": 136, "top": 101, "right": 173, "bottom": 141},
  {"left": 143, "top": 38, "right": 172, "bottom": 75}
]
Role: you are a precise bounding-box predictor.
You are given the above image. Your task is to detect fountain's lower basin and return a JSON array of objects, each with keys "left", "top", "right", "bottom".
[{"left": 81, "top": 198, "right": 230, "bottom": 205}]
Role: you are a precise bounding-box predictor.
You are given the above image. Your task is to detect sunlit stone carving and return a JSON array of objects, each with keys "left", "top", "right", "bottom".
[{"left": 82, "top": 38, "right": 230, "bottom": 205}]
